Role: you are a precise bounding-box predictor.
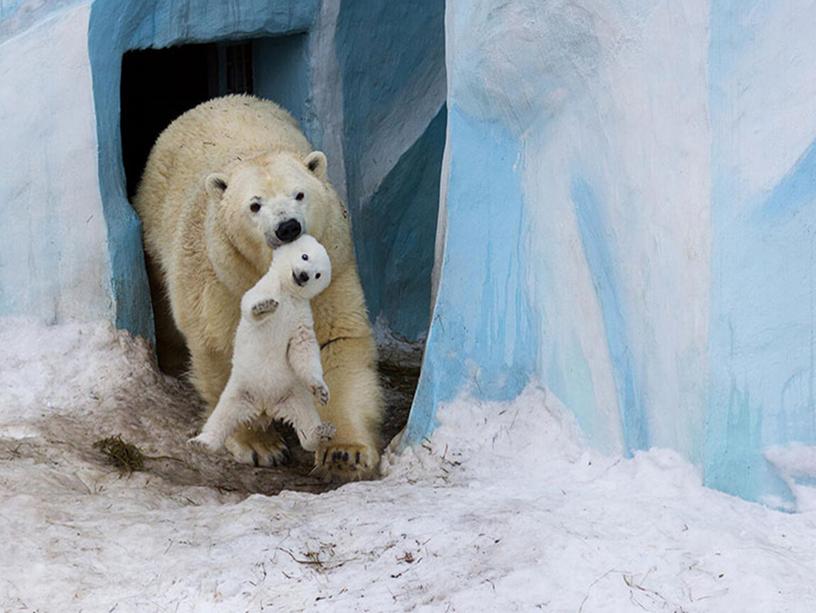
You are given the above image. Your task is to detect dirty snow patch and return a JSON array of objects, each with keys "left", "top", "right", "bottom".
[{"left": 1, "top": 318, "right": 816, "bottom": 612}]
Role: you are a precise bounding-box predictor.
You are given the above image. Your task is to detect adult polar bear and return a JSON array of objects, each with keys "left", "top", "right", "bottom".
[{"left": 134, "top": 95, "right": 382, "bottom": 481}]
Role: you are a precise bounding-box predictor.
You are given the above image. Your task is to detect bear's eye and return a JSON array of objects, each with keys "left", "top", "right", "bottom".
[
  {"left": 315, "top": 273, "right": 321, "bottom": 279},
  {"left": 302, "top": 254, "right": 308, "bottom": 261},
  {"left": 295, "top": 192, "right": 305, "bottom": 201},
  {"left": 249, "top": 202, "right": 261, "bottom": 213}
]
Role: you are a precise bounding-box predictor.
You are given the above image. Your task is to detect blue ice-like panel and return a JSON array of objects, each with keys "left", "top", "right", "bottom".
[{"left": 412, "top": 0, "right": 816, "bottom": 508}]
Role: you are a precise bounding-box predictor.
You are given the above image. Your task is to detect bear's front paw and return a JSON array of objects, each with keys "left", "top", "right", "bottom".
[
  {"left": 310, "top": 380, "right": 330, "bottom": 406},
  {"left": 313, "top": 442, "right": 379, "bottom": 482},
  {"left": 251, "top": 298, "right": 279, "bottom": 319}
]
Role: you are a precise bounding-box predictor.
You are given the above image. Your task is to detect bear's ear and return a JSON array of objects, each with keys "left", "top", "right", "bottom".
[
  {"left": 303, "top": 151, "right": 327, "bottom": 180},
  {"left": 204, "top": 173, "right": 229, "bottom": 201}
]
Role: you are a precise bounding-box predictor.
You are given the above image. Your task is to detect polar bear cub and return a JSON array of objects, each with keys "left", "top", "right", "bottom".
[{"left": 191, "top": 235, "right": 334, "bottom": 453}]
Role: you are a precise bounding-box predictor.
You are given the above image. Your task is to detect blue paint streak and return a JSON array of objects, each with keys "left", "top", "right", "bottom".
[
  {"left": 88, "top": 0, "right": 319, "bottom": 339},
  {"left": 759, "top": 138, "right": 816, "bottom": 220},
  {"left": 706, "top": 0, "right": 808, "bottom": 506},
  {"left": 404, "top": 106, "right": 536, "bottom": 444},
  {"left": 571, "top": 177, "right": 648, "bottom": 454}
]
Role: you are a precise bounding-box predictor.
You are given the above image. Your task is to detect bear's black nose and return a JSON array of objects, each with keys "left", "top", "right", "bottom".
[
  {"left": 298, "top": 271, "right": 309, "bottom": 284},
  {"left": 275, "top": 219, "right": 302, "bottom": 243}
]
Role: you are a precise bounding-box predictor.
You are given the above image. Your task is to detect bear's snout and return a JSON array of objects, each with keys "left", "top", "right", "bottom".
[
  {"left": 293, "top": 270, "right": 310, "bottom": 286},
  {"left": 275, "top": 218, "right": 302, "bottom": 243}
]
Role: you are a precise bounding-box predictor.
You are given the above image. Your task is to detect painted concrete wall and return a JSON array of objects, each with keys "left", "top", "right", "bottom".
[
  {"left": 0, "top": 2, "right": 112, "bottom": 325},
  {"left": 334, "top": 0, "right": 446, "bottom": 343},
  {"left": 407, "top": 0, "right": 816, "bottom": 510}
]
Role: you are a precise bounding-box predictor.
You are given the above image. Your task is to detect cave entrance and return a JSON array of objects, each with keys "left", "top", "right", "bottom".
[
  {"left": 121, "top": 41, "right": 254, "bottom": 200},
  {"left": 121, "top": 41, "right": 257, "bottom": 377},
  {"left": 118, "top": 18, "right": 445, "bottom": 469}
]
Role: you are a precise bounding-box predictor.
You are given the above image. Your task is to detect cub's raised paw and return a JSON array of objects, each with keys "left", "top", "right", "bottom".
[
  {"left": 225, "top": 425, "right": 290, "bottom": 467},
  {"left": 310, "top": 381, "right": 330, "bottom": 406},
  {"left": 251, "top": 298, "right": 279, "bottom": 319},
  {"left": 313, "top": 442, "right": 379, "bottom": 482}
]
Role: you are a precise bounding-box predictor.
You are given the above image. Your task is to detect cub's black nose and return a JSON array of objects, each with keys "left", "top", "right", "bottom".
[
  {"left": 275, "top": 219, "right": 302, "bottom": 243},
  {"left": 298, "top": 271, "right": 309, "bottom": 283}
]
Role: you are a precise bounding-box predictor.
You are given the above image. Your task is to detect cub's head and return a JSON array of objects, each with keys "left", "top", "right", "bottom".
[
  {"left": 273, "top": 234, "right": 332, "bottom": 300},
  {"left": 204, "top": 150, "right": 332, "bottom": 263}
]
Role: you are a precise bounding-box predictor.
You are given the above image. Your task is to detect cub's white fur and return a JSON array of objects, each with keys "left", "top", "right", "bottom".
[{"left": 191, "top": 235, "right": 334, "bottom": 453}]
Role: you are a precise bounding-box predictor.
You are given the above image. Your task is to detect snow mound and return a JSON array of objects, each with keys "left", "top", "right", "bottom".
[{"left": 1, "top": 318, "right": 816, "bottom": 611}]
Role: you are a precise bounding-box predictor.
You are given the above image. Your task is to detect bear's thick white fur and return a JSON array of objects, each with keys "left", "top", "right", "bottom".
[
  {"left": 191, "top": 235, "right": 335, "bottom": 454},
  {"left": 134, "top": 95, "right": 383, "bottom": 480}
]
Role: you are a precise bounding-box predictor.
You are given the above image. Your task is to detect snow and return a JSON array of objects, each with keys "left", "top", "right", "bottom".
[{"left": 2, "top": 318, "right": 816, "bottom": 612}]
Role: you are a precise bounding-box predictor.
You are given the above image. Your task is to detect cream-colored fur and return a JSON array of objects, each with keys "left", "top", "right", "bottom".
[{"left": 134, "top": 95, "right": 382, "bottom": 480}]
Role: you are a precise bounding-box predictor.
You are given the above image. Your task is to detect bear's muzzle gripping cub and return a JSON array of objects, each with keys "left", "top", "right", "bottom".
[
  {"left": 133, "top": 95, "right": 383, "bottom": 481},
  {"left": 191, "top": 235, "right": 336, "bottom": 455}
]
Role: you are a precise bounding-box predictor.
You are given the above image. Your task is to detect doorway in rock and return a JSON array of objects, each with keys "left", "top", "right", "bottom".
[
  {"left": 121, "top": 40, "right": 255, "bottom": 377},
  {"left": 121, "top": 41, "right": 254, "bottom": 200}
]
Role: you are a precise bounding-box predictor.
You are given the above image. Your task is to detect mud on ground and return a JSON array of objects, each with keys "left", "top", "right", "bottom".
[{"left": 3, "top": 342, "right": 421, "bottom": 499}]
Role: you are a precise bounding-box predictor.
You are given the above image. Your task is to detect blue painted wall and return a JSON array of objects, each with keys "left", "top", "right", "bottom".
[
  {"left": 406, "top": 0, "right": 816, "bottom": 509},
  {"left": 0, "top": 1, "right": 114, "bottom": 326},
  {"left": 705, "top": 0, "right": 816, "bottom": 506},
  {"left": 405, "top": 106, "right": 536, "bottom": 443},
  {"left": 335, "top": 0, "right": 446, "bottom": 342},
  {"left": 356, "top": 106, "right": 446, "bottom": 342}
]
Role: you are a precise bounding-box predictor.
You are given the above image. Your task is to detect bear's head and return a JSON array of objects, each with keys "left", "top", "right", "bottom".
[
  {"left": 204, "top": 150, "right": 338, "bottom": 272},
  {"left": 272, "top": 234, "right": 332, "bottom": 301}
]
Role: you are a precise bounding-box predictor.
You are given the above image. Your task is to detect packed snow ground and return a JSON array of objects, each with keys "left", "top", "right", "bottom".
[{"left": 1, "top": 319, "right": 815, "bottom": 612}]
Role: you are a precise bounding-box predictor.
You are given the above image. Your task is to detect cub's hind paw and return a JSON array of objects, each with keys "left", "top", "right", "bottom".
[
  {"left": 313, "top": 422, "right": 336, "bottom": 441},
  {"left": 251, "top": 298, "right": 279, "bottom": 319},
  {"left": 299, "top": 422, "right": 335, "bottom": 452}
]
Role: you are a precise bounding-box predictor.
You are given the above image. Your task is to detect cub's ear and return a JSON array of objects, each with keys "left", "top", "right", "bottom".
[
  {"left": 303, "top": 151, "right": 327, "bottom": 179},
  {"left": 204, "top": 173, "right": 229, "bottom": 200}
]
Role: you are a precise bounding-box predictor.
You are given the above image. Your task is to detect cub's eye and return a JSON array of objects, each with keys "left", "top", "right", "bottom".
[
  {"left": 295, "top": 192, "right": 305, "bottom": 201},
  {"left": 315, "top": 273, "right": 321, "bottom": 279},
  {"left": 302, "top": 254, "right": 309, "bottom": 261},
  {"left": 249, "top": 202, "right": 261, "bottom": 213}
]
